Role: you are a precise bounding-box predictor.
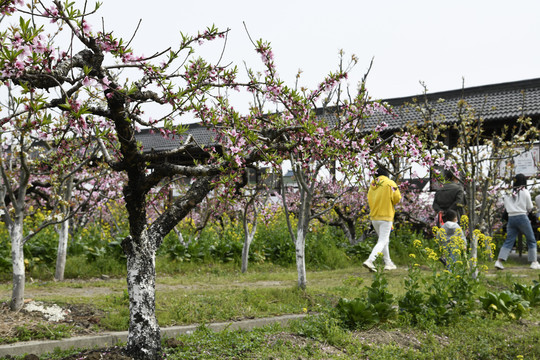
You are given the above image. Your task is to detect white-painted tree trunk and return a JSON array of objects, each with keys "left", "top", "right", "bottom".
[
  {"left": 241, "top": 222, "right": 257, "bottom": 273},
  {"left": 174, "top": 227, "right": 188, "bottom": 247},
  {"left": 295, "top": 186, "right": 311, "bottom": 290},
  {"left": 124, "top": 230, "right": 161, "bottom": 360},
  {"left": 9, "top": 218, "right": 25, "bottom": 311},
  {"left": 470, "top": 230, "right": 479, "bottom": 280},
  {"left": 55, "top": 177, "right": 73, "bottom": 281},
  {"left": 281, "top": 166, "right": 312, "bottom": 290},
  {"left": 295, "top": 227, "right": 307, "bottom": 289},
  {"left": 54, "top": 219, "right": 69, "bottom": 281}
]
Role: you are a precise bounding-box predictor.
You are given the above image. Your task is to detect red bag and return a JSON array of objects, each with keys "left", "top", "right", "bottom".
[{"left": 438, "top": 211, "right": 445, "bottom": 226}]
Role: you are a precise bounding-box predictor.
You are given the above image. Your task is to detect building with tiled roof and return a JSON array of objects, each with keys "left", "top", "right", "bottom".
[
  {"left": 136, "top": 77, "right": 540, "bottom": 156},
  {"left": 371, "top": 77, "right": 540, "bottom": 135},
  {"left": 136, "top": 123, "right": 217, "bottom": 152}
]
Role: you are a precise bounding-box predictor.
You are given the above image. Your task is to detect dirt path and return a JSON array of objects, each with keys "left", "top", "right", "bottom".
[{"left": 1, "top": 278, "right": 289, "bottom": 300}]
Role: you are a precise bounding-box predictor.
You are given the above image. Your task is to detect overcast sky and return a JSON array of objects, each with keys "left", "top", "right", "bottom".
[{"left": 95, "top": 0, "right": 540, "bottom": 102}]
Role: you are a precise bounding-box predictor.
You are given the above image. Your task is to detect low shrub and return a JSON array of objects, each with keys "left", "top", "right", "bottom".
[
  {"left": 334, "top": 258, "right": 396, "bottom": 330},
  {"left": 479, "top": 290, "right": 530, "bottom": 320}
]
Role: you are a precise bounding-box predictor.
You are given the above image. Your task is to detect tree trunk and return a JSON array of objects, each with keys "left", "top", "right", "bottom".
[
  {"left": 241, "top": 220, "right": 257, "bottom": 273},
  {"left": 295, "top": 227, "right": 307, "bottom": 289},
  {"left": 10, "top": 217, "right": 25, "bottom": 311},
  {"left": 338, "top": 219, "right": 359, "bottom": 245},
  {"left": 55, "top": 176, "right": 74, "bottom": 282},
  {"left": 333, "top": 207, "right": 357, "bottom": 245},
  {"left": 54, "top": 219, "right": 69, "bottom": 281},
  {"left": 295, "top": 187, "right": 311, "bottom": 290},
  {"left": 121, "top": 176, "right": 214, "bottom": 359},
  {"left": 123, "top": 229, "right": 161, "bottom": 360},
  {"left": 174, "top": 227, "right": 187, "bottom": 247}
]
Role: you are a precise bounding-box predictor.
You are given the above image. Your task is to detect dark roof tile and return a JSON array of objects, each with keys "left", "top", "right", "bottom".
[
  {"left": 136, "top": 78, "right": 540, "bottom": 152},
  {"left": 136, "top": 123, "right": 217, "bottom": 152},
  {"left": 371, "top": 78, "right": 540, "bottom": 130}
]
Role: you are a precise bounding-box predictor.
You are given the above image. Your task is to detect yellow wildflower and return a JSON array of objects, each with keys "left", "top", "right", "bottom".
[
  {"left": 481, "top": 265, "right": 489, "bottom": 272},
  {"left": 460, "top": 215, "right": 469, "bottom": 229}
]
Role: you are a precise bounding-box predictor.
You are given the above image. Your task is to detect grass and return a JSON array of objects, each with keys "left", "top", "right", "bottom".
[
  {"left": 35, "top": 309, "right": 540, "bottom": 359},
  {"left": 3, "top": 254, "right": 540, "bottom": 359}
]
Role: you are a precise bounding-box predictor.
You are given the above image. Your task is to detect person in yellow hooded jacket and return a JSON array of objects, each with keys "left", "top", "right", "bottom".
[{"left": 363, "top": 168, "right": 401, "bottom": 272}]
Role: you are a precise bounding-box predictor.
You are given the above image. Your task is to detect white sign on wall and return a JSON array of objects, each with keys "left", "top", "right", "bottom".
[{"left": 500, "top": 145, "right": 540, "bottom": 178}]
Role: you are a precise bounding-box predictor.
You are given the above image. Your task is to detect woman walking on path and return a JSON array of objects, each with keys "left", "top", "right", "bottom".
[
  {"left": 495, "top": 173, "right": 540, "bottom": 270},
  {"left": 363, "top": 168, "right": 401, "bottom": 272}
]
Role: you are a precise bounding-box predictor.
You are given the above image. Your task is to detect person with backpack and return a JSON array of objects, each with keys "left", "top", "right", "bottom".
[{"left": 432, "top": 170, "right": 465, "bottom": 226}]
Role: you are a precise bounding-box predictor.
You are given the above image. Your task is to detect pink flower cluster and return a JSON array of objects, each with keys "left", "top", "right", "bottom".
[
  {"left": 0, "top": 0, "right": 23, "bottom": 15},
  {"left": 1, "top": 31, "right": 54, "bottom": 78}
]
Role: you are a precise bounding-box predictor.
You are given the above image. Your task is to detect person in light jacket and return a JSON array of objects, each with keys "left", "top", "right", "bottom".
[
  {"left": 495, "top": 173, "right": 540, "bottom": 270},
  {"left": 363, "top": 168, "right": 401, "bottom": 272},
  {"left": 437, "top": 209, "right": 467, "bottom": 267}
]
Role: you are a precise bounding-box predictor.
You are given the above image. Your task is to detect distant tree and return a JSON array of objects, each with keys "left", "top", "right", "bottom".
[
  {"left": 0, "top": 104, "right": 111, "bottom": 307},
  {"left": 311, "top": 180, "right": 369, "bottom": 245}
]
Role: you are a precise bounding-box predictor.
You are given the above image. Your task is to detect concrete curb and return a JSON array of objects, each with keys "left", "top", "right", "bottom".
[{"left": 0, "top": 314, "right": 307, "bottom": 357}]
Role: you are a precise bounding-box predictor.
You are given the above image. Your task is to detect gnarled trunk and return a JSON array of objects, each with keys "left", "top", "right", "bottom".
[
  {"left": 123, "top": 229, "right": 161, "bottom": 360},
  {"left": 122, "top": 176, "right": 214, "bottom": 359}
]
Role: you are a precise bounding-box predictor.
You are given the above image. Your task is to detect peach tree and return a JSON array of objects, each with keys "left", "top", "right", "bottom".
[{"left": 0, "top": 1, "right": 429, "bottom": 358}]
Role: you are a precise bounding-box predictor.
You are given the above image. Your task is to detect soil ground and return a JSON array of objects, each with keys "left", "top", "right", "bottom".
[{"left": 0, "top": 300, "right": 103, "bottom": 341}]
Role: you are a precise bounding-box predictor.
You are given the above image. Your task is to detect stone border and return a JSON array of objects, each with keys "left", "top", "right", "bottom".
[{"left": 0, "top": 314, "right": 306, "bottom": 357}]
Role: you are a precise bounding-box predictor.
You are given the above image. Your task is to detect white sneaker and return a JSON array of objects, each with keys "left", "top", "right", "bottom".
[
  {"left": 384, "top": 263, "right": 397, "bottom": 271},
  {"left": 494, "top": 260, "right": 504, "bottom": 270},
  {"left": 530, "top": 261, "right": 540, "bottom": 270},
  {"left": 363, "top": 260, "right": 376, "bottom": 272}
]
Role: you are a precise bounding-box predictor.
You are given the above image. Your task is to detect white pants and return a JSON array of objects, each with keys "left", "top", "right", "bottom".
[{"left": 367, "top": 220, "right": 393, "bottom": 264}]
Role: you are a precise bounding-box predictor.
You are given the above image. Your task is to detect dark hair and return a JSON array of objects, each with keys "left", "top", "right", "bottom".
[
  {"left": 442, "top": 209, "right": 458, "bottom": 223},
  {"left": 375, "top": 168, "right": 390, "bottom": 178},
  {"left": 444, "top": 170, "right": 456, "bottom": 182},
  {"left": 513, "top": 173, "right": 527, "bottom": 188}
]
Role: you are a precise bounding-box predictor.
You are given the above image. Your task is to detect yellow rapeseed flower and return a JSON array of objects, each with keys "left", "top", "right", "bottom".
[
  {"left": 409, "top": 253, "right": 416, "bottom": 259},
  {"left": 413, "top": 239, "right": 422, "bottom": 248},
  {"left": 460, "top": 215, "right": 469, "bottom": 228},
  {"left": 425, "top": 247, "right": 439, "bottom": 261},
  {"left": 481, "top": 265, "right": 489, "bottom": 272}
]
